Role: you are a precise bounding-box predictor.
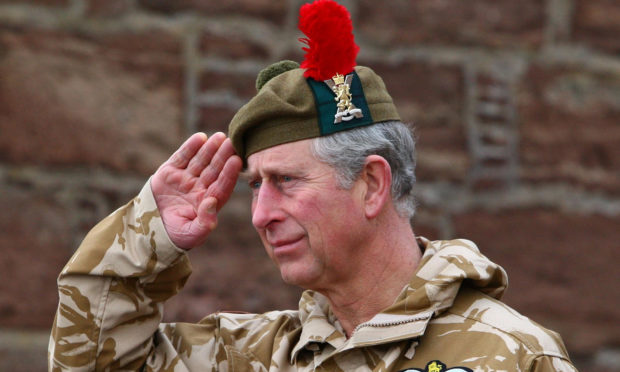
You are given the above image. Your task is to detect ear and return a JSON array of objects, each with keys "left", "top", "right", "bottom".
[{"left": 359, "top": 155, "right": 392, "bottom": 219}]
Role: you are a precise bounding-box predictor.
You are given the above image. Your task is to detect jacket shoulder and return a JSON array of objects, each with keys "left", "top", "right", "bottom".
[{"left": 445, "top": 286, "right": 570, "bottom": 359}]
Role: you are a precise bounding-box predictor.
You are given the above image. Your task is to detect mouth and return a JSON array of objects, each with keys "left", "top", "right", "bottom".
[{"left": 269, "top": 236, "right": 304, "bottom": 256}]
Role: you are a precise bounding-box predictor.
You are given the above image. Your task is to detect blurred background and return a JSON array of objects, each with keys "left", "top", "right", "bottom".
[{"left": 1, "top": 0, "right": 619, "bottom": 370}]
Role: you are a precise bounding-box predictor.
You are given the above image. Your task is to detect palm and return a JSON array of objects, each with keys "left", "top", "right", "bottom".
[{"left": 151, "top": 133, "right": 242, "bottom": 250}]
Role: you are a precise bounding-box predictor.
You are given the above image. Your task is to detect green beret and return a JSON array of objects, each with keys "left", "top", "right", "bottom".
[{"left": 228, "top": 64, "right": 400, "bottom": 161}]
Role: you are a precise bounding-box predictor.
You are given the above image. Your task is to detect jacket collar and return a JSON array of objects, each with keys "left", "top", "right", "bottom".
[{"left": 290, "top": 237, "right": 508, "bottom": 363}]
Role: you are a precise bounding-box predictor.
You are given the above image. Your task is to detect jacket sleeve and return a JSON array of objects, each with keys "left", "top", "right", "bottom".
[{"left": 49, "top": 180, "right": 194, "bottom": 371}]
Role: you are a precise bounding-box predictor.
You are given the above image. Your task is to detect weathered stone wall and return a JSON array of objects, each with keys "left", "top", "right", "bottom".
[{"left": 1, "top": 0, "right": 619, "bottom": 370}]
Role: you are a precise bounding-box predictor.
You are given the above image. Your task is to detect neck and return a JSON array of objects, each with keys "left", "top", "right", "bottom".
[{"left": 317, "top": 216, "right": 421, "bottom": 337}]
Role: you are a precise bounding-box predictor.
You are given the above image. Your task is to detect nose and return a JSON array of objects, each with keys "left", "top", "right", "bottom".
[{"left": 251, "top": 181, "right": 283, "bottom": 229}]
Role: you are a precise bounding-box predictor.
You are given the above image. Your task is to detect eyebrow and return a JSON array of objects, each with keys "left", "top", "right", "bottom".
[{"left": 241, "top": 164, "right": 303, "bottom": 181}]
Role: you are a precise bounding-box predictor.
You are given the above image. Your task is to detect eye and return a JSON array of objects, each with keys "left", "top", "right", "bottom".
[
  {"left": 276, "top": 175, "right": 296, "bottom": 186},
  {"left": 249, "top": 179, "right": 262, "bottom": 190}
]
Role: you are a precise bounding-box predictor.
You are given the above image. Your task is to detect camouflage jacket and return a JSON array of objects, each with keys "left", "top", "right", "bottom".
[{"left": 49, "top": 182, "right": 577, "bottom": 371}]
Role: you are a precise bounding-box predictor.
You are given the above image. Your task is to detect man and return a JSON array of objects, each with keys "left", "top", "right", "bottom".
[{"left": 49, "top": 1, "right": 577, "bottom": 371}]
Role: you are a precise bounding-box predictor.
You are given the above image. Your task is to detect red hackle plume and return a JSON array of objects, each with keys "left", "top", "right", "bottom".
[{"left": 299, "top": 0, "right": 359, "bottom": 81}]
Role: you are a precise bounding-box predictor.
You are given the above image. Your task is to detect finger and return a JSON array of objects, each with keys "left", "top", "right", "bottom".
[
  {"left": 199, "top": 138, "right": 238, "bottom": 187},
  {"left": 206, "top": 154, "right": 243, "bottom": 211},
  {"left": 190, "top": 157, "right": 241, "bottom": 246},
  {"left": 169, "top": 133, "right": 208, "bottom": 169},
  {"left": 186, "top": 132, "right": 226, "bottom": 177}
]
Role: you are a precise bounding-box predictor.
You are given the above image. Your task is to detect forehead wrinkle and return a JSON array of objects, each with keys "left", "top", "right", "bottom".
[
  {"left": 247, "top": 142, "right": 314, "bottom": 177},
  {"left": 249, "top": 161, "right": 300, "bottom": 180}
]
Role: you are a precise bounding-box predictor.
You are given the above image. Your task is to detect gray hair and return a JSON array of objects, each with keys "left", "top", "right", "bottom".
[{"left": 311, "top": 121, "right": 417, "bottom": 218}]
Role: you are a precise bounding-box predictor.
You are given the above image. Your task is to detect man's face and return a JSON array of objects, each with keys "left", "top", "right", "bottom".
[{"left": 245, "top": 139, "right": 367, "bottom": 289}]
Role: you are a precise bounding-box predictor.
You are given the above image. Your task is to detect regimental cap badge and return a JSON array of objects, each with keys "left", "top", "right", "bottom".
[{"left": 325, "top": 73, "right": 363, "bottom": 123}]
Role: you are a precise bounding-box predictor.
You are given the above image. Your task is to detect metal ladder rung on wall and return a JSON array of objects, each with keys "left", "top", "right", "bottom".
[{"left": 465, "top": 64, "right": 519, "bottom": 187}]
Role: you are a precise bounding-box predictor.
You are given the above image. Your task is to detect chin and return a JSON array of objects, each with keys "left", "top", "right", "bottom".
[
  {"left": 279, "top": 272, "right": 306, "bottom": 287},
  {"left": 278, "top": 266, "right": 319, "bottom": 289}
]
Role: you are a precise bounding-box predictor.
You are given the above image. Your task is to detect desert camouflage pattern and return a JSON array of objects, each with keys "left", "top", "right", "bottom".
[{"left": 49, "top": 181, "right": 578, "bottom": 371}]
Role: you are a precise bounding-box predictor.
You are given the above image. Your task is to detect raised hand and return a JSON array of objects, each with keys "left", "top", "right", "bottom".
[{"left": 151, "top": 132, "right": 243, "bottom": 250}]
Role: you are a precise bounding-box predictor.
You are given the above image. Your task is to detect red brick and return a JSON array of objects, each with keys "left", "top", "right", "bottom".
[
  {"left": 574, "top": 0, "right": 620, "bottom": 55},
  {"left": 197, "top": 106, "right": 239, "bottom": 134},
  {"left": 0, "top": 168, "right": 147, "bottom": 327},
  {"left": 453, "top": 209, "right": 619, "bottom": 353},
  {"left": 84, "top": 29, "right": 182, "bottom": 75},
  {"left": 137, "top": 0, "right": 288, "bottom": 25},
  {"left": 370, "top": 61, "right": 464, "bottom": 130},
  {"left": 372, "top": 62, "right": 464, "bottom": 119},
  {"left": 0, "top": 29, "right": 184, "bottom": 175},
  {"left": 0, "top": 0, "right": 68, "bottom": 6},
  {"left": 194, "top": 69, "right": 256, "bottom": 135},
  {"left": 279, "top": 50, "right": 305, "bottom": 67},
  {"left": 199, "top": 31, "right": 270, "bottom": 60},
  {"left": 0, "top": 348, "right": 48, "bottom": 372},
  {"left": 357, "top": 0, "right": 545, "bottom": 48},
  {"left": 0, "top": 170, "right": 147, "bottom": 329},
  {"left": 517, "top": 65, "right": 620, "bottom": 194},
  {"left": 0, "top": 185, "right": 73, "bottom": 328},
  {"left": 199, "top": 71, "right": 257, "bottom": 99},
  {"left": 411, "top": 210, "right": 443, "bottom": 241},
  {"left": 371, "top": 61, "right": 469, "bottom": 182},
  {"left": 86, "top": 0, "right": 132, "bottom": 17}
]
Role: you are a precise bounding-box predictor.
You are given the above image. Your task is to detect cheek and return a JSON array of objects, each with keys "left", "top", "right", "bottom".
[
  {"left": 304, "top": 193, "right": 359, "bottom": 236},
  {"left": 325, "top": 194, "right": 365, "bottom": 237},
  {"left": 292, "top": 196, "right": 326, "bottom": 228}
]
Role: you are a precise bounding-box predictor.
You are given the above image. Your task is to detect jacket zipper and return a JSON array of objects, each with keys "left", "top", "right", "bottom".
[{"left": 352, "top": 313, "right": 431, "bottom": 335}]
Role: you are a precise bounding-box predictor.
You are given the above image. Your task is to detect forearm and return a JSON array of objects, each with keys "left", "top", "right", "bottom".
[{"left": 49, "top": 179, "right": 192, "bottom": 371}]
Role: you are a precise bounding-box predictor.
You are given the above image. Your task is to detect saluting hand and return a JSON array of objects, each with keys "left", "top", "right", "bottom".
[{"left": 151, "top": 132, "right": 243, "bottom": 250}]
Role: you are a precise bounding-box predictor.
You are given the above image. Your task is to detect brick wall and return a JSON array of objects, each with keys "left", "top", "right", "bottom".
[{"left": 1, "top": 0, "right": 619, "bottom": 371}]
